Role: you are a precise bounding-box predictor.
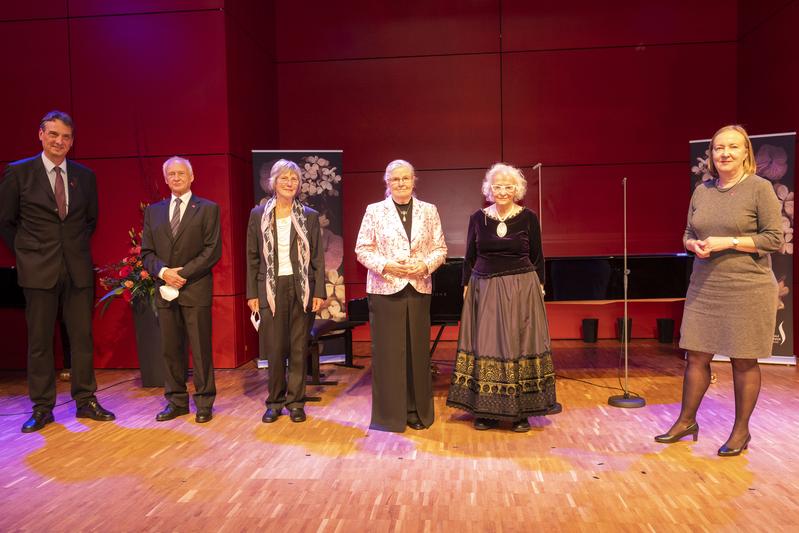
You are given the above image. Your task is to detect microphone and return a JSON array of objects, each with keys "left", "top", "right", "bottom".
[{"left": 532, "top": 163, "right": 542, "bottom": 170}]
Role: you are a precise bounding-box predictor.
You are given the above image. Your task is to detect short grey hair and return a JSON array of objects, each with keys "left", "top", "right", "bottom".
[
  {"left": 482, "top": 163, "right": 527, "bottom": 202},
  {"left": 383, "top": 159, "right": 416, "bottom": 198},
  {"left": 162, "top": 156, "right": 194, "bottom": 178},
  {"left": 268, "top": 159, "right": 302, "bottom": 195}
]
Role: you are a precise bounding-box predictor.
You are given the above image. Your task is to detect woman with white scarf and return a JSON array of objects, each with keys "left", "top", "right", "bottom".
[{"left": 247, "top": 159, "right": 326, "bottom": 424}]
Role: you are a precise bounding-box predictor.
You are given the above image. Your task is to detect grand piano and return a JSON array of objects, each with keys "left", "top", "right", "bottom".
[{"left": 347, "top": 254, "right": 691, "bottom": 352}]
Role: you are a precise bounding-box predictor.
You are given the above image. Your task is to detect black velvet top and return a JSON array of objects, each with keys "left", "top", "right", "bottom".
[{"left": 462, "top": 207, "right": 545, "bottom": 285}]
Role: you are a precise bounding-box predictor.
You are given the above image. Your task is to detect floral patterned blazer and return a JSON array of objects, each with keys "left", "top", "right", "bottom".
[{"left": 355, "top": 196, "right": 448, "bottom": 295}]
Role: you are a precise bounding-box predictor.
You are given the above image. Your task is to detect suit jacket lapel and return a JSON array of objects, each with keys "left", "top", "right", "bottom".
[
  {"left": 157, "top": 200, "right": 174, "bottom": 242},
  {"left": 409, "top": 199, "right": 421, "bottom": 247},
  {"left": 34, "top": 158, "right": 57, "bottom": 208},
  {"left": 383, "top": 197, "right": 409, "bottom": 244},
  {"left": 64, "top": 161, "right": 81, "bottom": 218}
]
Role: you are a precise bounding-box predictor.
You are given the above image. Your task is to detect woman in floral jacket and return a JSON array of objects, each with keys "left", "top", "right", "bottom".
[{"left": 355, "top": 159, "right": 447, "bottom": 432}]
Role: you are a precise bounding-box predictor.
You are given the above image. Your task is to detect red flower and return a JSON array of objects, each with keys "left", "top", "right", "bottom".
[
  {"left": 140, "top": 270, "right": 150, "bottom": 280},
  {"left": 122, "top": 288, "right": 133, "bottom": 302},
  {"left": 128, "top": 246, "right": 141, "bottom": 255},
  {"left": 119, "top": 265, "right": 133, "bottom": 278}
]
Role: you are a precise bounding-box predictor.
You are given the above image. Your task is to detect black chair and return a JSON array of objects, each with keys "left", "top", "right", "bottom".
[{"left": 304, "top": 319, "right": 366, "bottom": 401}]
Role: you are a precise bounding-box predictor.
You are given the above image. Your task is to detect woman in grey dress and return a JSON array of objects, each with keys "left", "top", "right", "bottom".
[{"left": 655, "top": 125, "right": 783, "bottom": 456}]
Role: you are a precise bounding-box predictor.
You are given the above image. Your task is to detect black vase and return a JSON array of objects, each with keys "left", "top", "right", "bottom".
[{"left": 131, "top": 298, "right": 165, "bottom": 387}]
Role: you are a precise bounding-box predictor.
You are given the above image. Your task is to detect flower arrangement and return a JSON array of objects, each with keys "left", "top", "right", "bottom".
[{"left": 97, "top": 204, "right": 155, "bottom": 314}]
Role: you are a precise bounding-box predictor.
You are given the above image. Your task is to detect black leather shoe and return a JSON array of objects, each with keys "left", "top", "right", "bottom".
[
  {"left": 289, "top": 407, "right": 307, "bottom": 423},
  {"left": 76, "top": 400, "right": 116, "bottom": 421},
  {"left": 155, "top": 404, "right": 189, "bottom": 422},
  {"left": 407, "top": 414, "right": 425, "bottom": 430},
  {"left": 474, "top": 418, "right": 498, "bottom": 431},
  {"left": 262, "top": 407, "right": 282, "bottom": 423},
  {"left": 547, "top": 402, "right": 563, "bottom": 415},
  {"left": 512, "top": 418, "right": 531, "bottom": 433},
  {"left": 654, "top": 422, "right": 699, "bottom": 443},
  {"left": 21, "top": 411, "right": 54, "bottom": 433},
  {"left": 195, "top": 408, "right": 213, "bottom": 424},
  {"left": 718, "top": 434, "right": 751, "bottom": 457}
]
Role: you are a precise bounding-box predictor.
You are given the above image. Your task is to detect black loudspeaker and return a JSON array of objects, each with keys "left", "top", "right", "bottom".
[
  {"left": 656, "top": 318, "right": 675, "bottom": 344},
  {"left": 582, "top": 318, "right": 599, "bottom": 343},
  {"left": 616, "top": 317, "right": 632, "bottom": 342}
]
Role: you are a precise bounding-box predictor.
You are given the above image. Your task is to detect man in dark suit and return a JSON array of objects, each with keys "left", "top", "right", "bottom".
[
  {"left": 0, "top": 110, "right": 115, "bottom": 433},
  {"left": 141, "top": 156, "right": 221, "bottom": 423}
]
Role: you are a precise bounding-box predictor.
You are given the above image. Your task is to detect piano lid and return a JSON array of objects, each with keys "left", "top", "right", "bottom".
[{"left": 544, "top": 254, "right": 691, "bottom": 301}]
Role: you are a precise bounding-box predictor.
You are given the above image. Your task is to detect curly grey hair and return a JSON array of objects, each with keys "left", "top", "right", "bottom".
[{"left": 481, "top": 163, "right": 527, "bottom": 202}]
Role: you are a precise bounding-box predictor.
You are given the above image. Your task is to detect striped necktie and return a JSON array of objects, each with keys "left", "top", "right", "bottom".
[
  {"left": 171, "top": 198, "right": 182, "bottom": 235},
  {"left": 54, "top": 167, "right": 67, "bottom": 220}
]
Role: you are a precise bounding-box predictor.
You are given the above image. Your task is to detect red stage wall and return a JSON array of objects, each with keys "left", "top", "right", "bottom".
[
  {"left": 276, "top": 1, "right": 740, "bottom": 340},
  {"left": 1, "top": 1, "right": 796, "bottom": 368},
  {"left": 0, "top": 1, "right": 274, "bottom": 369},
  {"left": 737, "top": 0, "right": 799, "bottom": 353}
]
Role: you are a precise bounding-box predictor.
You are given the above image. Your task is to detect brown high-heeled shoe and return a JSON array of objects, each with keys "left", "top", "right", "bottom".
[
  {"left": 718, "top": 434, "right": 751, "bottom": 457},
  {"left": 654, "top": 422, "right": 699, "bottom": 443}
]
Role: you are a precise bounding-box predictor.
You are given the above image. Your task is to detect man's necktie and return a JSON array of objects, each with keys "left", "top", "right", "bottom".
[
  {"left": 54, "top": 167, "right": 66, "bottom": 220},
  {"left": 171, "top": 198, "right": 182, "bottom": 236}
]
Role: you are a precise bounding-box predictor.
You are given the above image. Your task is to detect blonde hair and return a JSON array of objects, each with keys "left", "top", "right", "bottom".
[
  {"left": 482, "top": 163, "right": 527, "bottom": 202},
  {"left": 707, "top": 124, "right": 757, "bottom": 177}
]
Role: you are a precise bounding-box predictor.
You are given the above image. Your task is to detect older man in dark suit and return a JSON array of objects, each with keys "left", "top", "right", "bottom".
[
  {"left": 141, "top": 157, "right": 221, "bottom": 423},
  {"left": 0, "top": 110, "right": 115, "bottom": 433}
]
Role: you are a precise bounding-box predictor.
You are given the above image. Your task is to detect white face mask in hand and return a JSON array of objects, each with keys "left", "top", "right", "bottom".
[
  {"left": 159, "top": 285, "right": 179, "bottom": 302},
  {"left": 250, "top": 310, "right": 261, "bottom": 331}
]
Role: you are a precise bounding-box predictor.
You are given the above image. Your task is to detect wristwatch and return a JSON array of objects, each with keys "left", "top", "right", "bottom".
[{"left": 731, "top": 237, "right": 739, "bottom": 248}]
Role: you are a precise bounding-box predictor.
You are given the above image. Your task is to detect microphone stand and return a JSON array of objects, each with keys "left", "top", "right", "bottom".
[
  {"left": 608, "top": 177, "right": 645, "bottom": 408},
  {"left": 533, "top": 163, "right": 543, "bottom": 232}
]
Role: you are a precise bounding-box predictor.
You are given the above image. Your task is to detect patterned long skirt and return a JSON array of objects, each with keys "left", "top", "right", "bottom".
[{"left": 446, "top": 270, "right": 557, "bottom": 420}]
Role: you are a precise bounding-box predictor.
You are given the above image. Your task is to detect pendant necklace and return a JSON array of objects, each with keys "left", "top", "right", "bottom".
[
  {"left": 395, "top": 200, "right": 411, "bottom": 222},
  {"left": 715, "top": 173, "right": 746, "bottom": 193},
  {"left": 493, "top": 205, "right": 516, "bottom": 237},
  {"left": 398, "top": 206, "right": 409, "bottom": 222}
]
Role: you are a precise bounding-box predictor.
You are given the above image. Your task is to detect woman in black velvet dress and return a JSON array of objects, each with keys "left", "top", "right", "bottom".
[{"left": 446, "top": 163, "right": 558, "bottom": 432}]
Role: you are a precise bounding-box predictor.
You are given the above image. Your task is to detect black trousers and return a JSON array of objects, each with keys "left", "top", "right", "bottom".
[
  {"left": 158, "top": 302, "right": 216, "bottom": 410},
  {"left": 260, "top": 275, "right": 313, "bottom": 409},
  {"left": 23, "top": 264, "right": 97, "bottom": 412},
  {"left": 368, "top": 285, "right": 433, "bottom": 432}
]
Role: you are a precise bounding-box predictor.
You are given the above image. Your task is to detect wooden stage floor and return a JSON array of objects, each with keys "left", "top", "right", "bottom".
[{"left": 1, "top": 340, "right": 798, "bottom": 532}]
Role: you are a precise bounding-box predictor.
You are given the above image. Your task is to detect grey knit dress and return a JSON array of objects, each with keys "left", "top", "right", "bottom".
[{"left": 679, "top": 175, "right": 783, "bottom": 358}]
